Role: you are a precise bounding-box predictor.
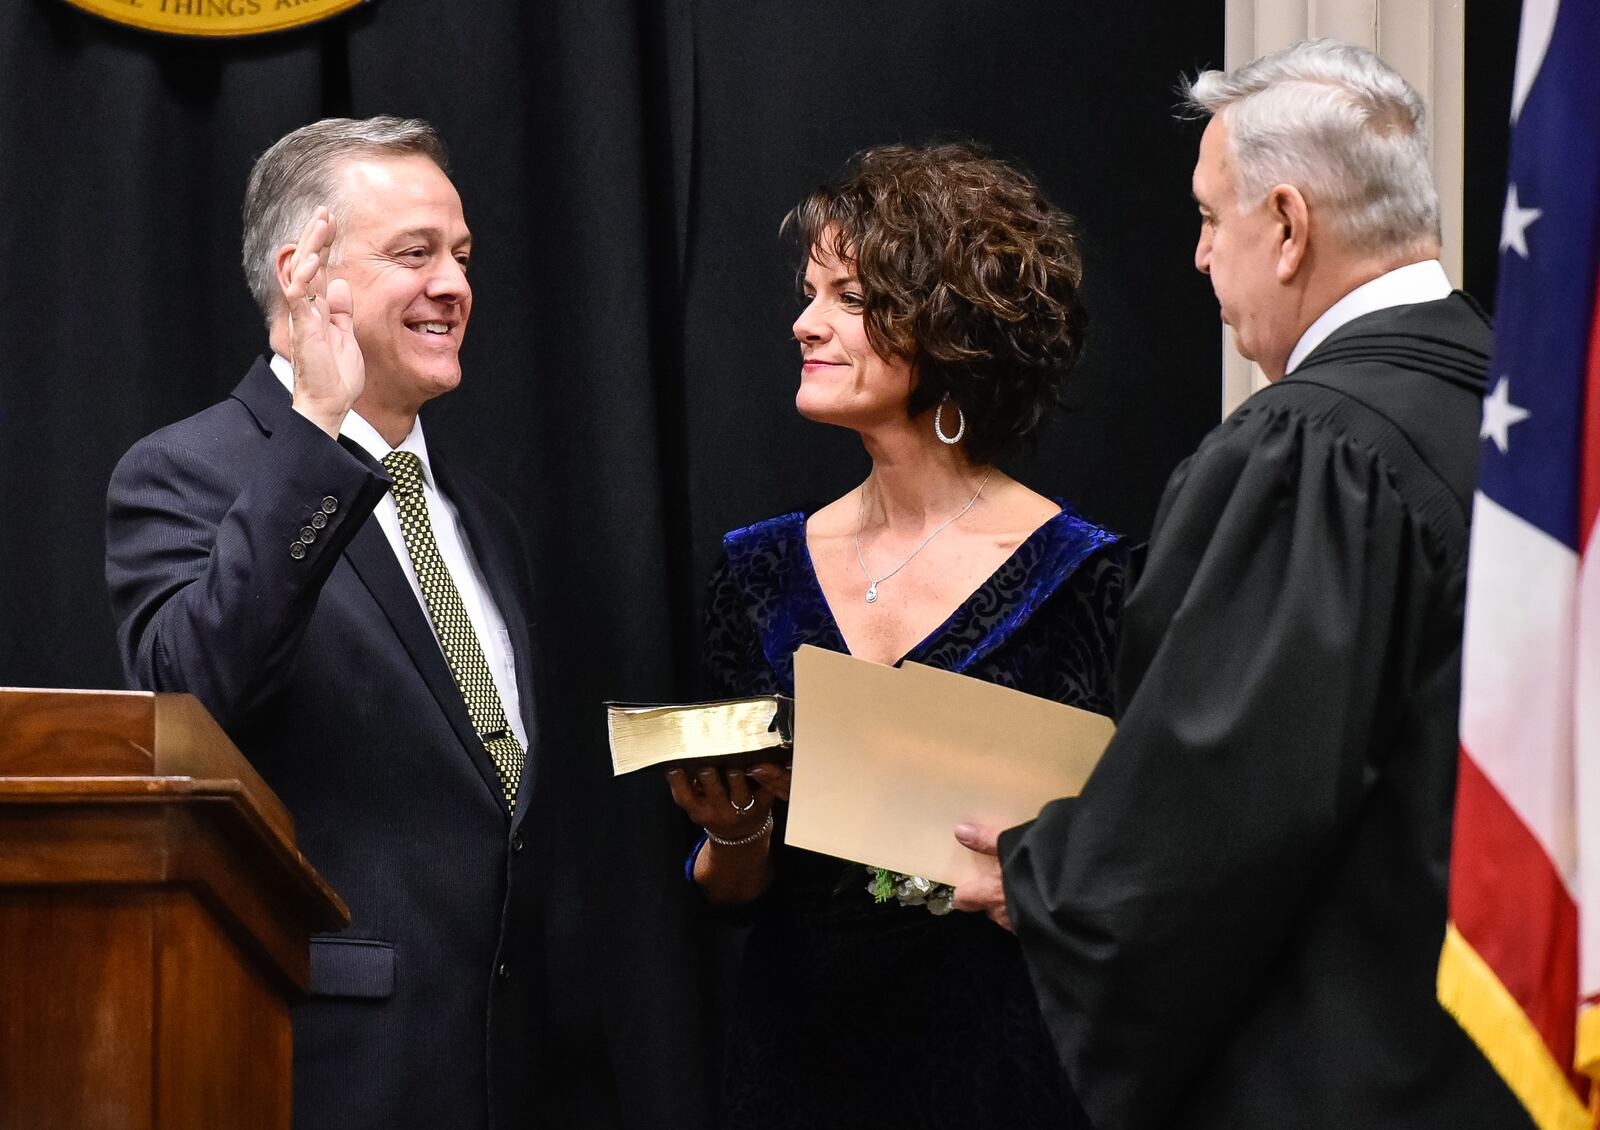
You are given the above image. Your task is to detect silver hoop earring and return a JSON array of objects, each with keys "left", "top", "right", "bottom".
[{"left": 933, "top": 397, "right": 966, "bottom": 445}]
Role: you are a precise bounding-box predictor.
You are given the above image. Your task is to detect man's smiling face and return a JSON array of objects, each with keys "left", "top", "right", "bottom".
[{"left": 329, "top": 154, "right": 473, "bottom": 418}]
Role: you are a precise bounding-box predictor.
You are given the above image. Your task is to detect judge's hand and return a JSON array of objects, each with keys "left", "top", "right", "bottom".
[
  {"left": 281, "top": 206, "right": 364, "bottom": 437},
  {"left": 951, "top": 822, "right": 1013, "bottom": 932},
  {"left": 664, "top": 761, "right": 790, "bottom": 844}
]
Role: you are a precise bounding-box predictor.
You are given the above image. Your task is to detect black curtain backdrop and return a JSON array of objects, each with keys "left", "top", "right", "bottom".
[
  {"left": 1465, "top": 0, "right": 1524, "bottom": 310},
  {"left": 0, "top": 0, "right": 1230, "bottom": 697},
  {"left": 0, "top": 0, "right": 1519, "bottom": 1123}
]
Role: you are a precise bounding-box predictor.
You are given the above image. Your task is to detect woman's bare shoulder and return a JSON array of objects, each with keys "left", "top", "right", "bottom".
[
  {"left": 979, "top": 475, "right": 1063, "bottom": 538},
  {"left": 805, "top": 488, "right": 864, "bottom": 539}
]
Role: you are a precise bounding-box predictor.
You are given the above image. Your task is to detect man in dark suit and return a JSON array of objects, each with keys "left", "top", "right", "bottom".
[{"left": 106, "top": 117, "right": 547, "bottom": 1129}]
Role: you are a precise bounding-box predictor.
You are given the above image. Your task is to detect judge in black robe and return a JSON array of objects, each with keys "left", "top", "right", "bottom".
[
  {"left": 999, "top": 294, "right": 1530, "bottom": 1129},
  {"left": 962, "top": 41, "right": 1535, "bottom": 1130}
]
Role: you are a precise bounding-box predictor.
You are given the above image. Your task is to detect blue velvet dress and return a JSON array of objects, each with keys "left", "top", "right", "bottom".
[{"left": 701, "top": 505, "right": 1124, "bottom": 1130}]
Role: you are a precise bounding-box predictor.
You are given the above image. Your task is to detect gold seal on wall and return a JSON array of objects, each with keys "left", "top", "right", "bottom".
[{"left": 62, "top": 0, "right": 364, "bottom": 38}]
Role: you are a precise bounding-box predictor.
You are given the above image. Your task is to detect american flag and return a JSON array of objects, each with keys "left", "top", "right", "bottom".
[{"left": 1437, "top": 1, "right": 1600, "bottom": 1127}]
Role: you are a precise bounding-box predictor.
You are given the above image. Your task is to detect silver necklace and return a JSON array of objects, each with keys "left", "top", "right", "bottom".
[{"left": 853, "top": 467, "right": 994, "bottom": 604}]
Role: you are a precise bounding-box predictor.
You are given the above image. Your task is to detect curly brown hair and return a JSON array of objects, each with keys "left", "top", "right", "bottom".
[{"left": 785, "top": 142, "right": 1087, "bottom": 465}]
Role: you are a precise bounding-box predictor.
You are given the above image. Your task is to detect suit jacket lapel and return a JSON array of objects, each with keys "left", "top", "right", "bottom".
[
  {"left": 342, "top": 468, "right": 514, "bottom": 813},
  {"left": 435, "top": 461, "right": 545, "bottom": 826},
  {"left": 231, "top": 356, "right": 292, "bottom": 434}
]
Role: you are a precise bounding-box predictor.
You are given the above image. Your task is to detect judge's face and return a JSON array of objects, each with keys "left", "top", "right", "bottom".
[
  {"left": 791, "top": 238, "right": 915, "bottom": 429},
  {"left": 329, "top": 155, "right": 473, "bottom": 415},
  {"left": 1192, "top": 116, "right": 1296, "bottom": 379}
]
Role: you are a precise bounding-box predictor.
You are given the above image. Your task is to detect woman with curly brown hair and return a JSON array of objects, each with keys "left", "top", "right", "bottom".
[{"left": 665, "top": 143, "right": 1120, "bottom": 1129}]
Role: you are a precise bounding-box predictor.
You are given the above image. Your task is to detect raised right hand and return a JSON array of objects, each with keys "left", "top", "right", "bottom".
[{"left": 282, "top": 206, "right": 364, "bottom": 437}]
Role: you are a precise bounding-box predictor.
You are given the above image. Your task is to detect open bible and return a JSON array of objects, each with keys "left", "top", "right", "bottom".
[{"left": 606, "top": 695, "right": 792, "bottom": 775}]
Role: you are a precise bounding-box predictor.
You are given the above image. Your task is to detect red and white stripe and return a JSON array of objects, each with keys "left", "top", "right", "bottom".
[{"left": 1448, "top": 259, "right": 1600, "bottom": 1124}]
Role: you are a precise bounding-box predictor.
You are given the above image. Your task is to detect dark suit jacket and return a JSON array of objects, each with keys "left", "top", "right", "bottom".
[{"left": 106, "top": 358, "right": 552, "bottom": 1130}]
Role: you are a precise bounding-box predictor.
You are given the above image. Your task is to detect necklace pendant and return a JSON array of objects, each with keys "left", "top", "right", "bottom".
[{"left": 865, "top": 582, "right": 878, "bottom": 604}]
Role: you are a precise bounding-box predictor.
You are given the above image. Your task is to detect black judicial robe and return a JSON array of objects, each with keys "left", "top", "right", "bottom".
[{"left": 1000, "top": 294, "right": 1534, "bottom": 1129}]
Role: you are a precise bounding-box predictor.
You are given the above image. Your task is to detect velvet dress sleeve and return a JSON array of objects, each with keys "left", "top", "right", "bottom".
[
  {"left": 1026, "top": 545, "right": 1126, "bottom": 714},
  {"left": 682, "top": 551, "right": 785, "bottom": 886},
  {"left": 700, "top": 550, "right": 780, "bottom": 699},
  {"left": 999, "top": 399, "right": 1445, "bottom": 1129}
]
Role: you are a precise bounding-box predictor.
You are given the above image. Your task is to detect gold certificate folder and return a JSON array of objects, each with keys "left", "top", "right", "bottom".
[{"left": 786, "top": 644, "right": 1113, "bottom": 887}]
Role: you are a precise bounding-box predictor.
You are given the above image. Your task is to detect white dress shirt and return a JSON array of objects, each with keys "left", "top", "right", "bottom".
[
  {"left": 1285, "top": 259, "right": 1453, "bottom": 376},
  {"left": 271, "top": 354, "right": 528, "bottom": 751}
]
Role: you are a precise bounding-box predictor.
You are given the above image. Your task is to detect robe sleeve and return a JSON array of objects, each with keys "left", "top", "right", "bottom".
[{"left": 1000, "top": 398, "right": 1434, "bottom": 1129}]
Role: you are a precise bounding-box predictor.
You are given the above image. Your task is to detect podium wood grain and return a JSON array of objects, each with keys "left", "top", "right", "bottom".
[{"left": 0, "top": 689, "right": 348, "bottom": 1130}]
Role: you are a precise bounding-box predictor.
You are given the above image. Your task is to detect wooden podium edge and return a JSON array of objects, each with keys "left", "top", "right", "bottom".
[{"left": 0, "top": 777, "right": 350, "bottom": 996}]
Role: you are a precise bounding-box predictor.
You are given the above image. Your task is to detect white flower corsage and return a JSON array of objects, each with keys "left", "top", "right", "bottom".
[{"left": 867, "top": 867, "right": 955, "bottom": 915}]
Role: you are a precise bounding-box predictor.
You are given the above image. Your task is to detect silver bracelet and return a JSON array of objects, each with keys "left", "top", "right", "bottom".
[{"left": 704, "top": 812, "right": 774, "bottom": 848}]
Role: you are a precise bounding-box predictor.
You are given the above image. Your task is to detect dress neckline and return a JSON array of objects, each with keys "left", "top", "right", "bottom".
[
  {"left": 721, "top": 503, "right": 1120, "bottom": 694},
  {"left": 796, "top": 504, "right": 1070, "bottom": 668}
]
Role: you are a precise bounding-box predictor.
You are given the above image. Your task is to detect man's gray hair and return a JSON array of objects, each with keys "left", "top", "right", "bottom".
[
  {"left": 241, "top": 116, "right": 449, "bottom": 325},
  {"left": 1181, "top": 39, "right": 1439, "bottom": 257}
]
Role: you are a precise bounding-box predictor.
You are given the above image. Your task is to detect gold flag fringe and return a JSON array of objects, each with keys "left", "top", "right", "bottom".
[{"left": 1438, "top": 924, "right": 1593, "bottom": 1130}]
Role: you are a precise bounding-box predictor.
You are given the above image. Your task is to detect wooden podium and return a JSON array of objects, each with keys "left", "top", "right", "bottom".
[{"left": 0, "top": 689, "right": 349, "bottom": 1130}]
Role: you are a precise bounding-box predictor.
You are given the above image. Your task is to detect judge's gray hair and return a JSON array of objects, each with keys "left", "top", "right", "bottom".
[
  {"left": 241, "top": 116, "right": 449, "bottom": 326},
  {"left": 1181, "top": 39, "right": 1439, "bottom": 258}
]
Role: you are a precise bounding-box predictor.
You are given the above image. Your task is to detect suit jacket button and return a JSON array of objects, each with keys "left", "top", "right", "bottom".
[
  {"left": 497, "top": 963, "right": 510, "bottom": 980},
  {"left": 321, "top": 496, "right": 338, "bottom": 514},
  {"left": 511, "top": 834, "right": 525, "bottom": 853},
  {"left": 300, "top": 526, "right": 316, "bottom": 544},
  {"left": 289, "top": 542, "right": 306, "bottom": 560},
  {"left": 310, "top": 511, "right": 328, "bottom": 529}
]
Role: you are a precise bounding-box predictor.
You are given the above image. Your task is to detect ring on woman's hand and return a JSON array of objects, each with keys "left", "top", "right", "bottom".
[
  {"left": 732, "top": 794, "right": 757, "bottom": 815},
  {"left": 306, "top": 293, "right": 319, "bottom": 304}
]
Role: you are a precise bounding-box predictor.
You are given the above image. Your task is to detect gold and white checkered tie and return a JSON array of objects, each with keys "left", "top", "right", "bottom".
[{"left": 382, "top": 450, "right": 523, "bottom": 807}]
